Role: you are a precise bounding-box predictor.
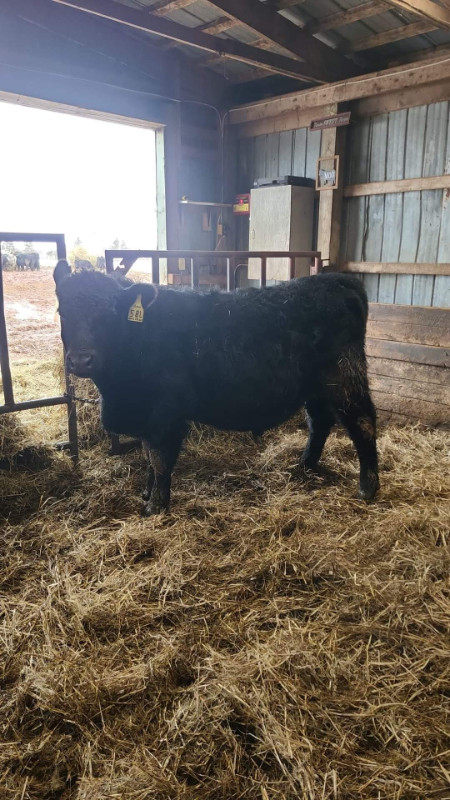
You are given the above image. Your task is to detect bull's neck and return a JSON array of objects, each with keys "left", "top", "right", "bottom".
[{"left": 92, "top": 357, "right": 139, "bottom": 397}]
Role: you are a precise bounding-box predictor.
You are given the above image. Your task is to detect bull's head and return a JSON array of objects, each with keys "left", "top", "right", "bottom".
[{"left": 54, "top": 260, "right": 157, "bottom": 379}]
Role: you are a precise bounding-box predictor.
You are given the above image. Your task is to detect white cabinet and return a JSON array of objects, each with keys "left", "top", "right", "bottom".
[{"left": 248, "top": 184, "right": 315, "bottom": 281}]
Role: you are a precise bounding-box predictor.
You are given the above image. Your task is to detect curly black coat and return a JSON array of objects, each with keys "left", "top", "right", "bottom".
[{"left": 54, "top": 264, "right": 379, "bottom": 513}]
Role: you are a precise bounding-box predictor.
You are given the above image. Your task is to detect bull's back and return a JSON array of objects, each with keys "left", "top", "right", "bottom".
[{"left": 183, "top": 274, "right": 367, "bottom": 430}]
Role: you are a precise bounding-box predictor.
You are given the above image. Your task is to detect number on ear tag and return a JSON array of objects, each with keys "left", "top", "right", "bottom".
[{"left": 128, "top": 294, "right": 144, "bottom": 323}]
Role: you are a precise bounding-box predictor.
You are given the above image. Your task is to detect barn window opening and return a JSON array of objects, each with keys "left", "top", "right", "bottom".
[{"left": 0, "top": 101, "right": 157, "bottom": 447}]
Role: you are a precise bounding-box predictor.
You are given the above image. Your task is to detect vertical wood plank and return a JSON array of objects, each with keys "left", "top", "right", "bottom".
[
  {"left": 349, "top": 117, "right": 371, "bottom": 184},
  {"left": 399, "top": 106, "right": 427, "bottom": 264},
  {"left": 364, "top": 115, "right": 388, "bottom": 261},
  {"left": 265, "top": 132, "right": 280, "bottom": 179},
  {"left": 422, "top": 101, "right": 448, "bottom": 177},
  {"left": 254, "top": 134, "right": 267, "bottom": 181},
  {"left": 382, "top": 110, "right": 407, "bottom": 270},
  {"left": 412, "top": 274, "right": 435, "bottom": 306},
  {"left": 417, "top": 102, "right": 448, "bottom": 265},
  {"left": 343, "top": 117, "right": 371, "bottom": 263},
  {"left": 437, "top": 105, "right": 450, "bottom": 264},
  {"left": 394, "top": 274, "right": 413, "bottom": 305},
  {"left": 278, "top": 130, "right": 294, "bottom": 176},
  {"left": 432, "top": 276, "right": 450, "bottom": 307},
  {"left": 305, "top": 128, "right": 321, "bottom": 180},
  {"left": 343, "top": 197, "right": 367, "bottom": 262},
  {"left": 378, "top": 275, "right": 397, "bottom": 303},
  {"left": 292, "top": 127, "right": 307, "bottom": 177},
  {"left": 363, "top": 273, "right": 379, "bottom": 301}
]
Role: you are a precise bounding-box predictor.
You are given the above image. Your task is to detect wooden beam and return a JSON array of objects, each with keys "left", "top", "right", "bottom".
[
  {"left": 229, "top": 55, "right": 450, "bottom": 123},
  {"left": 203, "top": 0, "right": 357, "bottom": 79},
  {"left": 271, "top": 0, "right": 308, "bottom": 7},
  {"left": 236, "top": 103, "right": 336, "bottom": 136},
  {"left": 343, "top": 261, "right": 450, "bottom": 275},
  {"left": 345, "top": 174, "right": 450, "bottom": 196},
  {"left": 387, "top": 41, "right": 450, "bottom": 65},
  {"left": 382, "top": 0, "right": 450, "bottom": 29},
  {"left": 231, "top": 67, "right": 277, "bottom": 84},
  {"left": 305, "top": 1, "right": 390, "bottom": 34},
  {"left": 348, "top": 20, "right": 437, "bottom": 52},
  {"left": 151, "top": 0, "right": 196, "bottom": 14},
  {"left": 354, "top": 77, "right": 450, "bottom": 116},
  {"left": 52, "top": 0, "right": 329, "bottom": 81},
  {"left": 198, "top": 16, "right": 235, "bottom": 34},
  {"left": 366, "top": 337, "right": 449, "bottom": 368}
]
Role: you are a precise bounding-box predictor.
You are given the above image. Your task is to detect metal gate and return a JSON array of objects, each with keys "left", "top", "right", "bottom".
[{"left": 0, "top": 232, "right": 78, "bottom": 461}]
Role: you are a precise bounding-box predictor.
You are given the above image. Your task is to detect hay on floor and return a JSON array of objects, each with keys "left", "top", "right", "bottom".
[{"left": 1, "top": 404, "right": 449, "bottom": 799}]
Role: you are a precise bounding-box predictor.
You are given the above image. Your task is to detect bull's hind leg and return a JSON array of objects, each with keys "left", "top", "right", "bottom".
[
  {"left": 333, "top": 352, "right": 379, "bottom": 501},
  {"left": 300, "top": 399, "right": 336, "bottom": 471}
]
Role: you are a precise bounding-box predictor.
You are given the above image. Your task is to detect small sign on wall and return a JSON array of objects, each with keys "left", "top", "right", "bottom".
[
  {"left": 310, "top": 111, "right": 351, "bottom": 131},
  {"left": 316, "top": 155, "right": 340, "bottom": 191}
]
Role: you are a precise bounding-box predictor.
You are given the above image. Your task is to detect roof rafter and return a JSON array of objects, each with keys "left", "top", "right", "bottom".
[
  {"left": 382, "top": 0, "right": 450, "bottom": 29},
  {"left": 150, "top": 0, "right": 196, "bottom": 16},
  {"left": 203, "top": 0, "right": 357, "bottom": 78},
  {"left": 51, "top": 0, "right": 332, "bottom": 81},
  {"left": 198, "top": 16, "right": 235, "bottom": 34}
]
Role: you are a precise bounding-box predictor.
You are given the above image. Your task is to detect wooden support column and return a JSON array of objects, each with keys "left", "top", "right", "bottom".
[{"left": 317, "top": 107, "right": 347, "bottom": 269}]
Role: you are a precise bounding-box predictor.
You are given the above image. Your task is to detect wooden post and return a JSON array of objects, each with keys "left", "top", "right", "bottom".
[{"left": 316, "top": 106, "right": 348, "bottom": 270}]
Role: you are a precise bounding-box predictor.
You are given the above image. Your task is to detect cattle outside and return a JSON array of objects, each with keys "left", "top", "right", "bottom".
[
  {"left": 15, "top": 252, "right": 40, "bottom": 271},
  {"left": 54, "top": 261, "right": 380, "bottom": 514},
  {"left": 1, "top": 253, "right": 14, "bottom": 270},
  {"left": 74, "top": 258, "right": 94, "bottom": 271}
]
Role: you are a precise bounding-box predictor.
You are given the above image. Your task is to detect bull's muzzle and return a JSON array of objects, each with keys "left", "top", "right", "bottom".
[{"left": 66, "top": 351, "right": 96, "bottom": 377}]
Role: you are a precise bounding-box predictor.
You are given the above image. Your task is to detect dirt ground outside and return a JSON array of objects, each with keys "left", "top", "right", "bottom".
[{"left": 1, "top": 268, "right": 61, "bottom": 361}]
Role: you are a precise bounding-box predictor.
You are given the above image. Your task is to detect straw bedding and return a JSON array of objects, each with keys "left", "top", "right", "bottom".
[{"left": 0, "top": 361, "right": 449, "bottom": 799}]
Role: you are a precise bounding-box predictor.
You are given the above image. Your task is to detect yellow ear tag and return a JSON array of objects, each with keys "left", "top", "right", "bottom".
[{"left": 128, "top": 294, "right": 144, "bottom": 323}]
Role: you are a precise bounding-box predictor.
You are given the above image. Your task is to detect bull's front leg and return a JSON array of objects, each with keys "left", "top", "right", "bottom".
[{"left": 142, "top": 426, "right": 187, "bottom": 515}]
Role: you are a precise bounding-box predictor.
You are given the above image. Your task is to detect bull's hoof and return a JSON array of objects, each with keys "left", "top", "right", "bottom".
[
  {"left": 142, "top": 489, "right": 150, "bottom": 501},
  {"left": 358, "top": 473, "right": 380, "bottom": 502},
  {"left": 142, "top": 490, "right": 169, "bottom": 516},
  {"left": 299, "top": 454, "right": 321, "bottom": 473},
  {"left": 143, "top": 501, "right": 168, "bottom": 516}
]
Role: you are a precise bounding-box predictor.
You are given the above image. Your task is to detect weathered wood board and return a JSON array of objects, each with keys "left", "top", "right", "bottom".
[
  {"left": 366, "top": 302, "right": 450, "bottom": 425},
  {"left": 341, "top": 101, "right": 450, "bottom": 307}
]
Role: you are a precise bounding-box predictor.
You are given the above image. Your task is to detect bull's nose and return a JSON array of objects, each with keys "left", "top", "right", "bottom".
[{"left": 67, "top": 352, "right": 95, "bottom": 375}]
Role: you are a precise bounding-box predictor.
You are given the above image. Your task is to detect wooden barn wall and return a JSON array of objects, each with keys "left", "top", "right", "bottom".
[
  {"left": 366, "top": 303, "right": 449, "bottom": 426},
  {"left": 235, "top": 127, "right": 322, "bottom": 249},
  {"left": 342, "top": 101, "right": 450, "bottom": 308}
]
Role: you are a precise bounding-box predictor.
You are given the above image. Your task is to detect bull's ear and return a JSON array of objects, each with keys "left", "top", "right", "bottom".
[
  {"left": 118, "top": 283, "right": 158, "bottom": 320},
  {"left": 53, "top": 259, "right": 71, "bottom": 285}
]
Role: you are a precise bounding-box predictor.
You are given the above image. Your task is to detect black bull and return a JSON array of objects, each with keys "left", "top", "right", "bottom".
[{"left": 54, "top": 261, "right": 379, "bottom": 514}]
